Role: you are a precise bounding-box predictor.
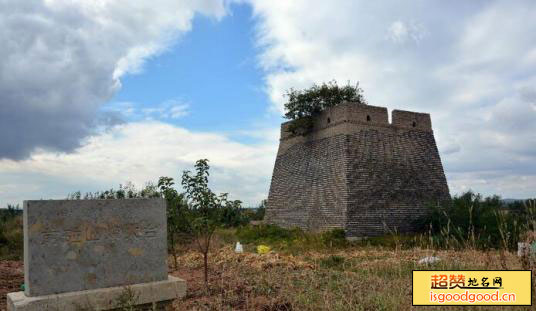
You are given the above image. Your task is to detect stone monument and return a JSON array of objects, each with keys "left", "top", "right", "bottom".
[
  {"left": 266, "top": 101, "right": 450, "bottom": 237},
  {"left": 7, "top": 199, "right": 186, "bottom": 311}
]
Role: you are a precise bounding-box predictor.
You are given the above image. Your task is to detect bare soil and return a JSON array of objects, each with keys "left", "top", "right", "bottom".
[{"left": 0, "top": 260, "right": 23, "bottom": 311}]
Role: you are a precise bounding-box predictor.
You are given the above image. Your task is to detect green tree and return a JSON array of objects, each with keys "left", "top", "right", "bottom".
[
  {"left": 284, "top": 81, "right": 366, "bottom": 135},
  {"left": 255, "top": 199, "right": 267, "bottom": 221},
  {"left": 0, "top": 204, "right": 23, "bottom": 260},
  {"left": 220, "top": 199, "right": 247, "bottom": 227},
  {"left": 157, "top": 176, "right": 188, "bottom": 270},
  {"left": 181, "top": 159, "right": 229, "bottom": 285}
]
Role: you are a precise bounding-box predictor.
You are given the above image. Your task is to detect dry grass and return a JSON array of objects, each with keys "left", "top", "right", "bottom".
[
  {"left": 170, "top": 240, "right": 535, "bottom": 311},
  {"left": 0, "top": 234, "right": 533, "bottom": 310},
  {"left": 1, "top": 220, "right": 534, "bottom": 310}
]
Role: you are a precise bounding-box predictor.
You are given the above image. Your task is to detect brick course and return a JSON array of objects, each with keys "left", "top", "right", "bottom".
[{"left": 266, "top": 102, "right": 450, "bottom": 237}]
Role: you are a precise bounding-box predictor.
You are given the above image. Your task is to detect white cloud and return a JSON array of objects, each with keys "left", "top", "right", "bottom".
[
  {"left": 142, "top": 99, "right": 191, "bottom": 120},
  {"left": 449, "top": 172, "right": 536, "bottom": 200},
  {"left": 0, "top": 0, "right": 227, "bottom": 159},
  {"left": 387, "top": 20, "right": 426, "bottom": 43},
  {"left": 2, "top": 0, "right": 536, "bottom": 208},
  {"left": 168, "top": 103, "right": 190, "bottom": 119},
  {"left": 388, "top": 21, "right": 409, "bottom": 42},
  {"left": 0, "top": 121, "right": 278, "bottom": 207},
  {"left": 103, "top": 98, "right": 191, "bottom": 121}
]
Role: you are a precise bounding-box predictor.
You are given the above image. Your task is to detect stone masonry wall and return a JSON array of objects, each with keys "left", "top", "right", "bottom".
[
  {"left": 265, "top": 134, "right": 348, "bottom": 230},
  {"left": 345, "top": 127, "right": 450, "bottom": 236},
  {"left": 266, "top": 102, "right": 450, "bottom": 237}
]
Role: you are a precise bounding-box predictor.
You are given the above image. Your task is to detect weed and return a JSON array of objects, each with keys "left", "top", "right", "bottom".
[
  {"left": 321, "top": 229, "right": 348, "bottom": 248},
  {"left": 320, "top": 255, "right": 345, "bottom": 269},
  {"left": 236, "top": 224, "right": 301, "bottom": 244},
  {"left": 115, "top": 286, "right": 140, "bottom": 311}
]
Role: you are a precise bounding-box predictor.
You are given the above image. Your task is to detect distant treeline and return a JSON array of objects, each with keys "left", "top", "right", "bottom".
[
  {"left": 66, "top": 181, "right": 266, "bottom": 228},
  {"left": 416, "top": 191, "right": 536, "bottom": 251},
  {"left": 0, "top": 204, "right": 22, "bottom": 220}
]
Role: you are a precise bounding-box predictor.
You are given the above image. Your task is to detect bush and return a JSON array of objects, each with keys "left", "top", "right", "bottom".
[
  {"left": 0, "top": 205, "right": 23, "bottom": 260},
  {"left": 0, "top": 204, "right": 22, "bottom": 222},
  {"left": 220, "top": 204, "right": 249, "bottom": 228},
  {"left": 417, "top": 191, "right": 536, "bottom": 250},
  {"left": 241, "top": 201, "right": 266, "bottom": 222}
]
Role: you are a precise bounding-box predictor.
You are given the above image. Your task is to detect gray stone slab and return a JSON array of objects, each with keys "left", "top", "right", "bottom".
[
  {"left": 23, "top": 199, "right": 168, "bottom": 296},
  {"left": 7, "top": 275, "right": 186, "bottom": 311}
]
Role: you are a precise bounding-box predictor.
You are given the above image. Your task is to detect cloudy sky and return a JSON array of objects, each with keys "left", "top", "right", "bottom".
[{"left": 1, "top": 0, "right": 535, "bottom": 207}]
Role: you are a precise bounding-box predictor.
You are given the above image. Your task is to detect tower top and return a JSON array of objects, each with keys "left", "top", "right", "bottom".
[{"left": 280, "top": 101, "right": 432, "bottom": 140}]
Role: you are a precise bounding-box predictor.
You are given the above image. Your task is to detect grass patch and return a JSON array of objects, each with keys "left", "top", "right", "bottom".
[
  {"left": 0, "top": 214, "right": 23, "bottom": 260},
  {"left": 174, "top": 246, "right": 535, "bottom": 311},
  {"left": 234, "top": 225, "right": 350, "bottom": 255},
  {"left": 319, "top": 255, "right": 346, "bottom": 269},
  {"left": 236, "top": 224, "right": 303, "bottom": 244}
]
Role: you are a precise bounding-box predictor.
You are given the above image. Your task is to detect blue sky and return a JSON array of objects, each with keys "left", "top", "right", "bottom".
[
  {"left": 109, "top": 3, "right": 280, "bottom": 138},
  {"left": 1, "top": 0, "right": 535, "bottom": 207}
]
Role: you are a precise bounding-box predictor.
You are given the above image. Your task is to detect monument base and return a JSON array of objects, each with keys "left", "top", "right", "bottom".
[{"left": 7, "top": 275, "right": 186, "bottom": 311}]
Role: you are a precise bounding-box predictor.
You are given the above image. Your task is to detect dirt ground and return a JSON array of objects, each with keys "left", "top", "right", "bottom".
[
  {"left": 170, "top": 248, "right": 312, "bottom": 311},
  {"left": 0, "top": 258, "right": 264, "bottom": 311},
  {"left": 0, "top": 261, "right": 23, "bottom": 311},
  {"left": 0, "top": 250, "right": 315, "bottom": 311},
  {"left": 1, "top": 247, "right": 533, "bottom": 311}
]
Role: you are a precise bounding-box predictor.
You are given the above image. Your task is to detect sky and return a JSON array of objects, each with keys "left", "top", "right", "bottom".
[{"left": 1, "top": 0, "right": 535, "bottom": 208}]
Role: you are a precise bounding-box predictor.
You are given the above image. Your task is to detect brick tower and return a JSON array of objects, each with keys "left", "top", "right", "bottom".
[{"left": 265, "top": 101, "right": 450, "bottom": 237}]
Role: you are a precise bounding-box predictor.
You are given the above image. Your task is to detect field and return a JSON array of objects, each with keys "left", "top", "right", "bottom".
[
  {"left": 169, "top": 231, "right": 535, "bottom": 311},
  {"left": 2, "top": 224, "right": 534, "bottom": 311}
]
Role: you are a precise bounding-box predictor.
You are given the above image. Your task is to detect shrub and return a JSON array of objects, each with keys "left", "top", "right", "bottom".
[
  {"left": 252, "top": 205, "right": 266, "bottom": 221},
  {"left": 0, "top": 205, "right": 23, "bottom": 260},
  {"left": 220, "top": 203, "right": 249, "bottom": 228},
  {"left": 417, "top": 191, "right": 536, "bottom": 250},
  {"left": 241, "top": 200, "right": 266, "bottom": 222},
  {"left": 157, "top": 176, "right": 190, "bottom": 270},
  {"left": 0, "top": 204, "right": 22, "bottom": 222}
]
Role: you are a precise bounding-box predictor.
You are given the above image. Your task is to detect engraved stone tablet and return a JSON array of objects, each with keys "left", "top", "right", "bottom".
[{"left": 23, "top": 199, "right": 168, "bottom": 296}]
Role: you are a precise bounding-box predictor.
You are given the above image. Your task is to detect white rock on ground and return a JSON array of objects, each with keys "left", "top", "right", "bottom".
[
  {"left": 235, "top": 241, "right": 243, "bottom": 253},
  {"left": 418, "top": 256, "right": 441, "bottom": 264}
]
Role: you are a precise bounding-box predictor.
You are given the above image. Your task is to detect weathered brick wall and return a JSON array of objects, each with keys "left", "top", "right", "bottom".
[
  {"left": 345, "top": 127, "right": 450, "bottom": 236},
  {"left": 266, "top": 102, "right": 450, "bottom": 237},
  {"left": 265, "top": 134, "right": 348, "bottom": 231}
]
